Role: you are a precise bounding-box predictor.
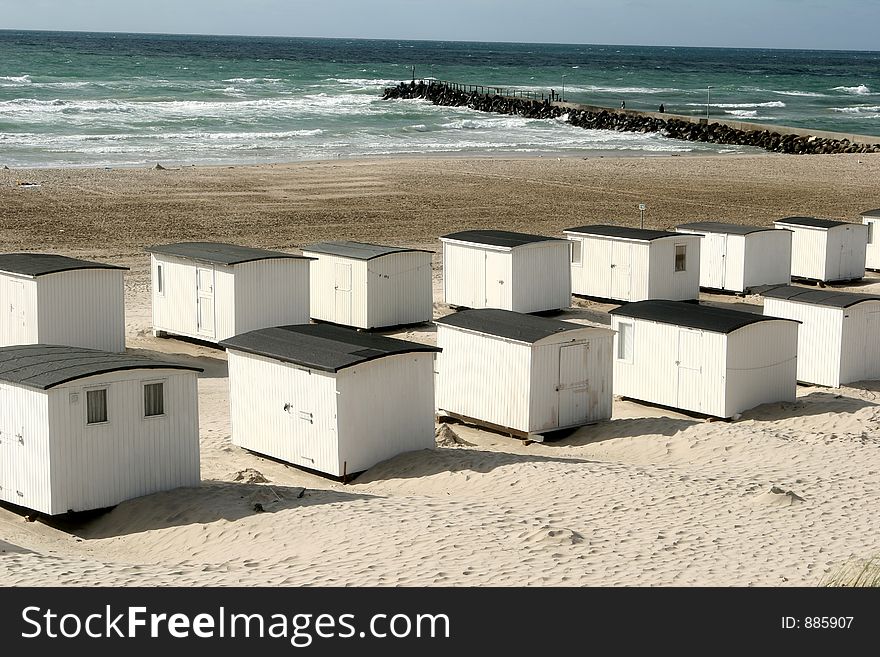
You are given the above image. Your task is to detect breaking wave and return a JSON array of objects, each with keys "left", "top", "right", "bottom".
[{"left": 832, "top": 85, "right": 872, "bottom": 95}]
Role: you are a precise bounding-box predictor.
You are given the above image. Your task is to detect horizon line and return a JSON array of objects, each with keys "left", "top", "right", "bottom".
[{"left": 0, "top": 27, "right": 878, "bottom": 54}]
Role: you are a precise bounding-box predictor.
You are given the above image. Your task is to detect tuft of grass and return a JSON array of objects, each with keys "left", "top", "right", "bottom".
[{"left": 820, "top": 555, "right": 880, "bottom": 587}]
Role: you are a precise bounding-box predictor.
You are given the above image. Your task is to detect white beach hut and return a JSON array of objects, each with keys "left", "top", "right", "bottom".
[
  {"left": 0, "top": 344, "right": 201, "bottom": 515},
  {"left": 609, "top": 300, "right": 798, "bottom": 418},
  {"left": 440, "top": 230, "right": 571, "bottom": 312},
  {"left": 0, "top": 253, "right": 127, "bottom": 352},
  {"left": 301, "top": 241, "right": 433, "bottom": 329},
  {"left": 675, "top": 222, "right": 792, "bottom": 293},
  {"left": 147, "top": 242, "right": 313, "bottom": 344},
  {"left": 861, "top": 209, "right": 880, "bottom": 270},
  {"left": 772, "top": 217, "right": 867, "bottom": 283},
  {"left": 221, "top": 324, "right": 440, "bottom": 478},
  {"left": 762, "top": 285, "right": 880, "bottom": 387},
  {"left": 434, "top": 309, "right": 613, "bottom": 438},
  {"left": 563, "top": 225, "right": 700, "bottom": 301}
]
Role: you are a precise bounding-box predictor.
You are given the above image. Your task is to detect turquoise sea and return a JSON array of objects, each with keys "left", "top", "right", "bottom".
[{"left": 1, "top": 30, "right": 878, "bottom": 167}]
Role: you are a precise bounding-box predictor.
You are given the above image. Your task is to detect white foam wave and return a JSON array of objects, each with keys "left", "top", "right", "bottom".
[
  {"left": 0, "top": 93, "right": 380, "bottom": 121},
  {"left": 686, "top": 101, "right": 785, "bottom": 109},
  {"left": 0, "top": 74, "right": 31, "bottom": 84},
  {"left": 332, "top": 78, "right": 401, "bottom": 88},
  {"left": 221, "top": 77, "right": 282, "bottom": 84},
  {"left": 725, "top": 110, "right": 758, "bottom": 118},
  {"left": 32, "top": 80, "right": 94, "bottom": 89},
  {"left": 769, "top": 90, "right": 827, "bottom": 98},
  {"left": 566, "top": 84, "right": 681, "bottom": 95},
  {"left": 441, "top": 119, "right": 486, "bottom": 130},
  {"left": 440, "top": 115, "right": 534, "bottom": 131},
  {"left": 833, "top": 85, "right": 872, "bottom": 95},
  {"left": 0, "top": 128, "right": 325, "bottom": 147},
  {"left": 830, "top": 105, "right": 880, "bottom": 114}
]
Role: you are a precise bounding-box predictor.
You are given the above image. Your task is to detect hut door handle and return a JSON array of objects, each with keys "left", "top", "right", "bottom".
[{"left": 610, "top": 264, "right": 616, "bottom": 268}]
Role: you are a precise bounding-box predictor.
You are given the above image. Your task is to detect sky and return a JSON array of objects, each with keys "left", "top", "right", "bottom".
[{"left": 2, "top": 0, "right": 879, "bottom": 51}]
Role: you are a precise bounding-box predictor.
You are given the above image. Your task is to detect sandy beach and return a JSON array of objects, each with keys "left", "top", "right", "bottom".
[{"left": 2, "top": 153, "right": 880, "bottom": 586}]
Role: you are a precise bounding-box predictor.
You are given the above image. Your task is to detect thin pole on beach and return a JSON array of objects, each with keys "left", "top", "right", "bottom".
[
  {"left": 562, "top": 74, "right": 567, "bottom": 102},
  {"left": 706, "top": 85, "right": 711, "bottom": 120}
]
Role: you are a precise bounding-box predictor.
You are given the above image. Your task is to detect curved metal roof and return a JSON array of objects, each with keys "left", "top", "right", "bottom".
[
  {"left": 302, "top": 241, "right": 433, "bottom": 260},
  {"left": 0, "top": 254, "right": 128, "bottom": 278},
  {"left": 564, "top": 225, "right": 681, "bottom": 241},
  {"left": 435, "top": 308, "right": 603, "bottom": 343},
  {"left": 221, "top": 324, "right": 440, "bottom": 373},
  {"left": 440, "top": 230, "right": 563, "bottom": 248},
  {"left": 609, "top": 300, "right": 795, "bottom": 334},
  {"left": 773, "top": 217, "right": 849, "bottom": 229},
  {"left": 676, "top": 222, "right": 779, "bottom": 236},
  {"left": 146, "top": 242, "right": 312, "bottom": 265},
  {"left": 762, "top": 285, "right": 880, "bottom": 309},
  {"left": 0, "top": 345, "right": 202, "bottom": 390}
]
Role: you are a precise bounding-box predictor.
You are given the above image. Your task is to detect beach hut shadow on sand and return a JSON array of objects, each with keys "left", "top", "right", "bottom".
[
  {"left": 0, "top": 539, "right": 32, "bottom": 555},
  {"left": 547, "top": 416, "right": 700, "bottom": 447},
  {"left": 739, "top": 390, "right": 878, "bottom": 421},
  {"left": 352, "top": 447, "right": 595, "bottom": 484},
  {"left": 20, "top": 482, "right": 378, "bottom": 539},
  {"left": 845, "top": 380, "right": 880, "bottom": 395}
]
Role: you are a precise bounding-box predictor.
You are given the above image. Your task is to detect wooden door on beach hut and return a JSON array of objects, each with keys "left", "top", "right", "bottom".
[
  {"left": 611, "top": 241, "right": 633, "bottom": 300},
  {"left": 557, "top": 343, "right": 590, "bottom": 427},
  {"left": 334, "top": 262, "right": 353, "bottom": 325},
  {"left": 863, "top": 311, "right": 880, "bottom": 381},
  {"left": 7, "top": 280, "right": 28, "bottom": 344},
  {"left": 484, "top": 250, "right": 506, "bottom": 308},
  {"left": 703, "top": 233, "right": 727, "bottom": 289},
  {"left": 836, "top": 237, "right": 853, "bottom": 281},
  {"left": 676, "top": 328, "right": 703, "bottom": 411},
  {"left": 196, "top": 266, "right": 216, "bottom": 339},
  {"left": 0, "top": 385, "right": 23, "bottom": 501}
]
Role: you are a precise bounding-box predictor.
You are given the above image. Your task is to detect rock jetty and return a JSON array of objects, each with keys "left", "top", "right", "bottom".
[{"left": 383, "top": 81, "right": 880, "bottom": 155}]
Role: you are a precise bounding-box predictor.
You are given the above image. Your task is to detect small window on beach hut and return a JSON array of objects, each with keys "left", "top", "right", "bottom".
[
  {"left": 675, "top": 244, "right": 687, "bottom": 272},
  {"left": 86, "top": 388, "right": 108, "bottom": 424},
  {"left": 144, "top": 382, "right": 165, "bottom": 417},
  {"left": 868, "top": 223, "right": 875, "bottom": 245},
  {"left": 156, "top": 263, "right": 164, "bottom": 295},
  {"left": 617, "top": 322, "right": 633, "bottom": 361},
  {"left": 570, "top": 239, "right": 582, "bottom": 266}
]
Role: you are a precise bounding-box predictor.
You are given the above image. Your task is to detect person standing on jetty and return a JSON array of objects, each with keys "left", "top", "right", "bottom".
[
  {"left": 620, "top": 100, "right": 626, "bottom": 109},
  {"left": 659, "top": 103, "right": 665, "bottom": 113}
]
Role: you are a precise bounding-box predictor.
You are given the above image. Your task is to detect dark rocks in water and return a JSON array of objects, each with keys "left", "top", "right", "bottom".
[{"left": 382, "top": 81, "right": 880, "bottom": 155}]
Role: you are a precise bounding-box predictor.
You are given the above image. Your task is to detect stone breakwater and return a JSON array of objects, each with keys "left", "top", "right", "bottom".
[{"left": 383, "top": 81, "right": 880, "bottom": 155}]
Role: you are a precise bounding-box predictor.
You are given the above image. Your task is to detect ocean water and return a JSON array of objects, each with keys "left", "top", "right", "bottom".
[{"left": 1, "top": 30, "right": 878, "bottom": 168}]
